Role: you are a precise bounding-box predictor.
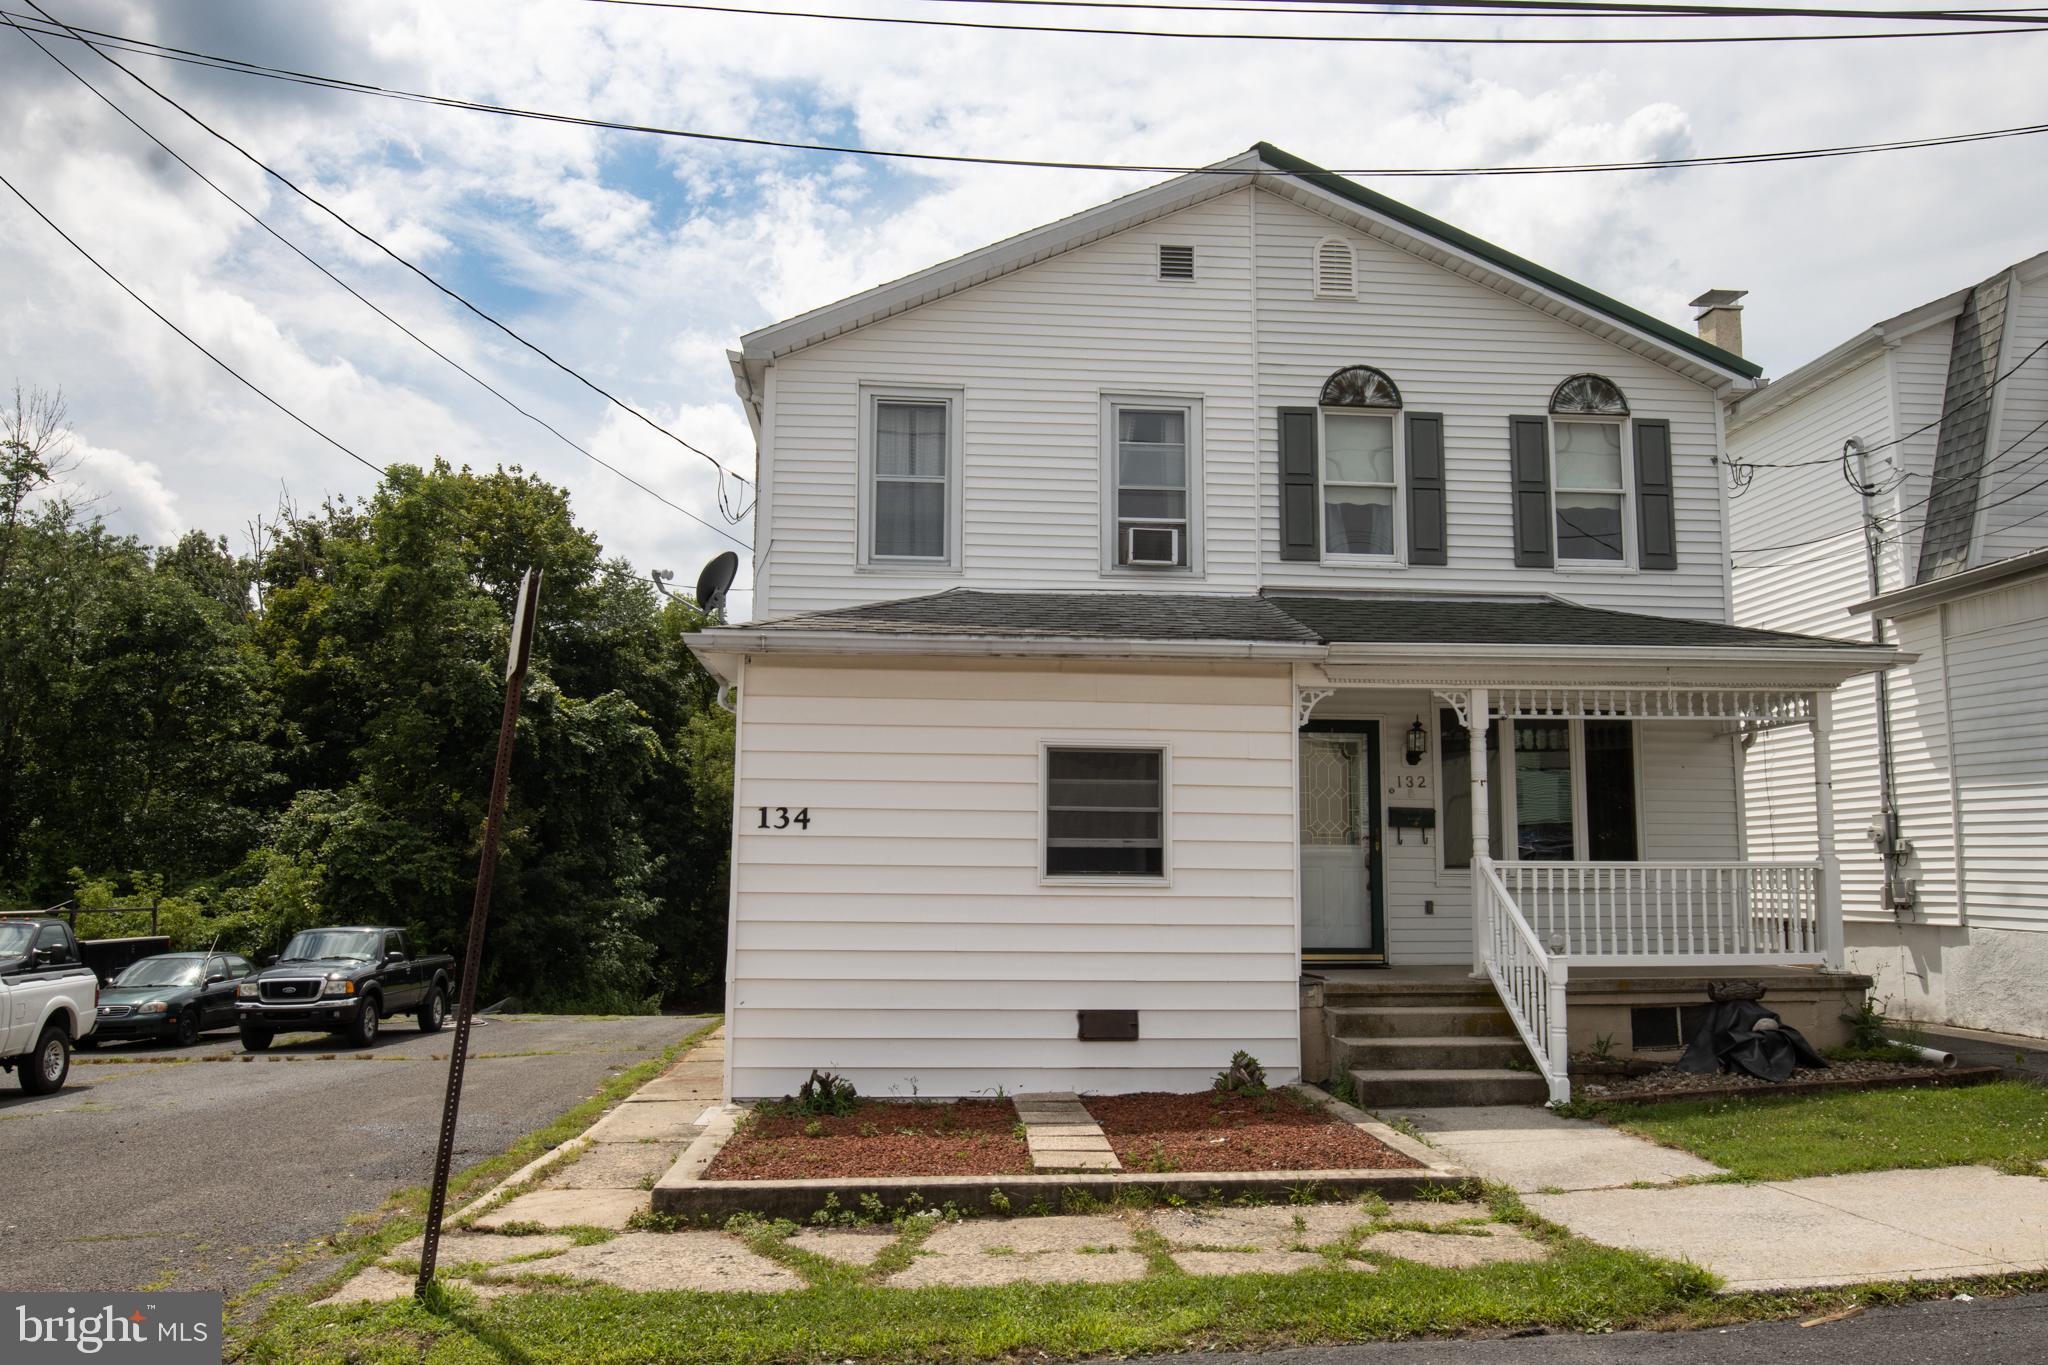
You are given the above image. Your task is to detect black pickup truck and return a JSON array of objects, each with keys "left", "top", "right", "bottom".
[{"left": 235, "top": 926, "right": 454, "bottom": 1050}]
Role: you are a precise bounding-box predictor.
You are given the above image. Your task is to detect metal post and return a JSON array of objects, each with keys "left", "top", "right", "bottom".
[
  {"left": 1467, "top": 687, "right": 1490, "bottom": 977},
  {"left": 1809, "top": 690, "right": 1845, "bottom": 971},
  {"left": 416, "top": 569, "right": 541, "bottom": 1302}
]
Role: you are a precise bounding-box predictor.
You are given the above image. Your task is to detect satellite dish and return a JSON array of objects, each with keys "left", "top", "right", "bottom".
[{"left": 695, "top": 551, "right": 739, "bottom": 615}]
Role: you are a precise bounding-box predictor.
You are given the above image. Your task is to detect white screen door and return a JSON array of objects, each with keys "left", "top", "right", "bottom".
[{"left": 1299, "top": 728, "right": 1382, "bottom": 962}]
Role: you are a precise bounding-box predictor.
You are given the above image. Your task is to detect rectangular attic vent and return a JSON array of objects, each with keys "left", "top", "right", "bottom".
[{"left": 1158, "top": 244, "right": 1195, "bottom": 280}]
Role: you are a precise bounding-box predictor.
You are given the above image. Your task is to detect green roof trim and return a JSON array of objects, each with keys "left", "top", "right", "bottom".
[{"left": 1252, "top": 142, "right": 1764, "bottom": 381}]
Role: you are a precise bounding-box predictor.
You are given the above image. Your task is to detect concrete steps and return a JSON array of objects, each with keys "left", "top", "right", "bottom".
[
  {"left": 1349, "top": 1068, "right": 1550, "bottom": 1108},
  {"left": 1321, "top": 976, "right": 1548, "bottom": 1107}
]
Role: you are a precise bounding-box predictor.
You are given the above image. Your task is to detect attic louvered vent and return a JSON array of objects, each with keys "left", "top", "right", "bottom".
[
  {"left": 1314, "top": 237, "right": 1356, "bottom": 298},
  {"left": 1158, "top": 244, "right": 1195, "bottom": 280}
]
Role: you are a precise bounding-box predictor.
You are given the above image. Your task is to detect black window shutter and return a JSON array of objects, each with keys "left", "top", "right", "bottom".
[
  {"left": 1632, "top": 418, "right": 1677, "bottom": 570},
  {"left": 1405, "top": 411, "right": 1447, "bottom": 566},
  {"left": 1279, "top": 407, "right": 1319, "bottom": 561},
  {"left": 1508, "top": 415, "right": 1553, "bottom": 568}
]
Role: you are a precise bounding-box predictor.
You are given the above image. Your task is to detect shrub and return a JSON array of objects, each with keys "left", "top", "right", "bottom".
[
  {"left": 792, "top": 1069, "right": 859, "bottom": 1117},
  {"left": 1213, "top": 1050, "right": 1267, "bottom": 1096}
]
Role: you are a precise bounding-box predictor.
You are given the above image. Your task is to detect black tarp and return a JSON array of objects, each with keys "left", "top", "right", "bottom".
[{"left": 1677, "top": 998, "right": 1829, "bottom": 1082}]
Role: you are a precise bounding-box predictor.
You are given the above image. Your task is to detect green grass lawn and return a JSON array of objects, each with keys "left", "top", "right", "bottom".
[{"left": 1599, "top": 1080, "right": 2048, "bottom": 1181}]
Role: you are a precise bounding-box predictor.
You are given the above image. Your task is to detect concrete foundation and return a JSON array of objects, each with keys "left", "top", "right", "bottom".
[{"left": 1846, "top": 920, "right": 2048, "bottom": 1040}]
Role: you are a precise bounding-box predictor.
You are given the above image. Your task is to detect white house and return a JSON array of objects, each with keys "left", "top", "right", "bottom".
[
  {"left": 686, "top": 144, "right": 1894, "bottom": 1106},
  {"left": 1725, "top": 250, "right": 2048, "bottom": 1040}
]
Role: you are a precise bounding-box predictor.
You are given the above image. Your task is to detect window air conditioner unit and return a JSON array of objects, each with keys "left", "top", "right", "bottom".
[{"left": 1124, "top": 525, "right": 1181, "bottom": 567}]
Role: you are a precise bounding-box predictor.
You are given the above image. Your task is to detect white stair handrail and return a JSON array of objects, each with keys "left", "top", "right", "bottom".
[{"left": 1475, "top": 856, "right": 1571, "bottom": 1105}]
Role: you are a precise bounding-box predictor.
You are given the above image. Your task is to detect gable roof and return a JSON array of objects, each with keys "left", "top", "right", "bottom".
[{"left": 737, "top": 144, "right": 1761, "bottom": 386}]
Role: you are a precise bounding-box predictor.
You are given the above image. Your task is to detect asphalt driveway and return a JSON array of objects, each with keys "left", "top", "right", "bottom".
[{"left": 0, "top": 1013, "right": 710, "bottom": 1296}]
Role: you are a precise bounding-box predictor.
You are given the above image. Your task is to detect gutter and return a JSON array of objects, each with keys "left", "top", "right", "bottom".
[{"left": 1851, "top": 544, "right": 2048, "bottom": 619}]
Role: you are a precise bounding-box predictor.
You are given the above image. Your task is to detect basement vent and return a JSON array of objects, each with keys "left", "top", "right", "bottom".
[
  {"left": 1631, "top": 1004, "right": 1711, "bottom": 1052},
  {"left": 1314, "top": 237, "right": 1356, "bottom": 298},
  {"left": 1158, "top": 243, "right": 1195, "bottom": 280}
]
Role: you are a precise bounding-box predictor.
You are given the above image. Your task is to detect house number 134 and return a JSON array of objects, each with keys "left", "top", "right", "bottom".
[{"left": 756, "top": 806, "right": 811, "bottom": 830}]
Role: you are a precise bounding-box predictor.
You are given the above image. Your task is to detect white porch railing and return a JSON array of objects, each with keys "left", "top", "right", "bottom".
[
  {"left": 1474, "top": 857, "right": 1570, "bottom": 1105},
  {"left": 1495, "top": 862, "right": 1825, "bottom": 966}
]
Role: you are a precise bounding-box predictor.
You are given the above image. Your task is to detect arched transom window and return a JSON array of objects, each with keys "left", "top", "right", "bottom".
[
  {"left": 1549, "top": 373, "right": 1629, "bottom": 417},
  {"left": 1547, "top": 374, "right": 1630, "bottom": 563},
  {"left": 1320, "top": 365, "right": 1402, "bottom": 410},
  {"left": 1319, "top": 367, "right": 1403, "bottom": 558}
]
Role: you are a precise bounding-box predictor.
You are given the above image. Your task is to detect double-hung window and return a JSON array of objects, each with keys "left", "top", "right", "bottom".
[
  {"left": 1549, "top": 374, "right": 1632, "bottom": 565},
  {"left": 1104, "top": 397, "right": 1200, "bottom": 570},
  {"left": 862, "top": 387, "right": 961, "bottom": 567},
  {"left": 1318, "top": 365, "right": 1403, "bottom": 560},
  {"left": 1044, "top": 746, "right": 1166, "bottom": 879}
]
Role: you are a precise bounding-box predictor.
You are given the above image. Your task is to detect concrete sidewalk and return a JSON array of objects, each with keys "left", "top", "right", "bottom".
[{"left": 1389, "top": 1103, "right": 2048, "bottom": 1292}]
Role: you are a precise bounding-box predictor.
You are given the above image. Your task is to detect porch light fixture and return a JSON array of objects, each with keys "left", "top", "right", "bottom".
[{"left": 1405, "top": 717, "right": 1428, "bottom": 766}]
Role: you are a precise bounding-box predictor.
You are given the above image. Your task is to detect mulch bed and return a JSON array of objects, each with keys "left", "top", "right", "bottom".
[
  {"left": 1574, "top": 1057, "right": 1959, "bottom": 1103},
  {"left": 1083, "top": 1089, "right": 1423, "bottom": 1173},
  {"left": 704, "top": 1099, "right": 1031, "bottom": 1180}
]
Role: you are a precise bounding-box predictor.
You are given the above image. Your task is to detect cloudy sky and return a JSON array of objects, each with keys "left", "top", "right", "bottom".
[{"left": 2, "top": 1, "right": 2043, "bottom": 613}]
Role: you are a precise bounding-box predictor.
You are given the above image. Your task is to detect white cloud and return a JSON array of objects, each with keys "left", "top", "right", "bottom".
[
  {"left": 1, "top": 0, "right": 2043, "bottom": 610},
  {"left": 49, "top": 436, "right": 183, "bottom": 545}
]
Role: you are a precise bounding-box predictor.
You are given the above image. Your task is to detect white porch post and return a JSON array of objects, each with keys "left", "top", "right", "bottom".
[
  {"left": 1810, "top": 690, "right": 1846, "bottom": 971},
  {"left": 1467, "top": 686, "right": 1491, "bottom": 977}
]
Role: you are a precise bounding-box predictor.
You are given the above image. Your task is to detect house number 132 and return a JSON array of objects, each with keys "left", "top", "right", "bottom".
[{"left": 756, "top": 806, "right": 811, "bottom": 830}]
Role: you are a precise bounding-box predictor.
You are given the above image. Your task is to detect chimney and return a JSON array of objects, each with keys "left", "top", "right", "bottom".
[{"left": 1690, "top": 288, "right": 1748, "bottom": 356}]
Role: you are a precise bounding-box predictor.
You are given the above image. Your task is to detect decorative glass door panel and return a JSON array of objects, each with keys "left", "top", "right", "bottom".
[{"left": 1299, "top": 727, "right": 1383, "bottom": 963}]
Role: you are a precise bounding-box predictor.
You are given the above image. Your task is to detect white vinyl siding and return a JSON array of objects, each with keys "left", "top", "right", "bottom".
[
  {"left": 756, "top": 192, "right": 1257, "bottom": 613},
  {"left": 726, "top": 658, "right": 1299, "bottom": 1097},
  {"left": 1941, "top": 577, "right": 2048, "bottom": 932},
  {"left": 1250, "top": 193, "right": 1730, "bottom": 616}
]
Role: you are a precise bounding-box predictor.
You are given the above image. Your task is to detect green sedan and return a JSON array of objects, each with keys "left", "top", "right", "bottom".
[{"left": 89, "top": 952, "right": 254, "bottom": 1047}]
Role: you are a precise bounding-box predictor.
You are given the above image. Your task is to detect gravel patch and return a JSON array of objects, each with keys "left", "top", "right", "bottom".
[
  {"left": 705, "top": 1099, "right": 1030, "bottom": 1180},
  {"left": 1577, "top": 1059, "right": 1940, "bottom": 1101},
  {"left": 1085, "top": 1090, "right": 1425, "bottom": 1173}
]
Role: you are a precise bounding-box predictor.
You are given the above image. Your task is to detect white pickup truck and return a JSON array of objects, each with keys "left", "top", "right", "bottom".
[{"left": 0, "top": 917, "right": 99, "bottom": 1094}]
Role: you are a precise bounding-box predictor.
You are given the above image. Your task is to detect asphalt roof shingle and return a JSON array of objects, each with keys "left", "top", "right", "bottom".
[{"left": 732, "top": 589, "right": 1866, "bottom": 652}]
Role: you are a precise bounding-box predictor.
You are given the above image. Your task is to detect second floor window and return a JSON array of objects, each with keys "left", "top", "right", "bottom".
[
  {"left": 1104, "top": 397, "right": 1201, "bottom": 570},
  {"left": 1321, "top": 365, "right": 1403, "bottom": 560},
  {"left": 1549, "top": 374, "right": 1631, "bottom": 565},
  {"left": 862, "top": 387, "right": 960, "bottom": 566}
]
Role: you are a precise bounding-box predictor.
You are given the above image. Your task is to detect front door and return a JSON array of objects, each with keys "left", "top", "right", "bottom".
[{"left": 1299, "top": 723, "right": 1385, "bottom": 966}]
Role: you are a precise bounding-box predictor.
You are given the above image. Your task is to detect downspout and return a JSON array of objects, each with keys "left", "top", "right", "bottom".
[{"left": 1851, "top": 438, "right": 1909, "bottom": 912}]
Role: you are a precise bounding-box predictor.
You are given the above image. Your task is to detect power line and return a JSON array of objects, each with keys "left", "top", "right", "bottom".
[
  {"left": 0, "top": 167, "right": 388, "bottom": 481},
  {"left": 566, "top": 0, "right": 2048, "bottom": 42},
  {"left": 914, "top": 0, "right": 2048, "bottom": 20},
  {"left": 1, "top": 16, "right": 751, "bottom": 553},
  {"left": 9, "top": 15, "right": 2048, "bottom": 179},
  {"left": 17, "top": 1, "right": 751, "bottom": 516},
  {"left": 1732, "top": 334, "right": 2048, "bottom": 470},
  {"left": 1731, "top": 416, "right": 2048, "bottom": 566}
]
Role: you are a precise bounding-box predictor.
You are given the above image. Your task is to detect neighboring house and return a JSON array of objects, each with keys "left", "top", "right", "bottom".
[
  {"left": 1726, "top": 250, "right": 2048, "bottom": 1040},
  {"left": 685, "top": 144, "right": 1894, "bottom": 1105}
]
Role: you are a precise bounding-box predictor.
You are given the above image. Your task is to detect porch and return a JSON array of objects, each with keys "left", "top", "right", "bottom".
[{"left": 1296, "top": 674, "right": 1865, "bottom": 1105}]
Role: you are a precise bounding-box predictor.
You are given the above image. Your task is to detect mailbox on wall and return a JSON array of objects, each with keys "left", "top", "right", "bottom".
[{"left": 1387, "top": 806, "right": 1435, "bottom": 845}]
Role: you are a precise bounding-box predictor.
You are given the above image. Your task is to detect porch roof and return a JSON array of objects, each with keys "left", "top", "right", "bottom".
[{"left": 688, "top": 589, "right": 1893, "bottom": 679}]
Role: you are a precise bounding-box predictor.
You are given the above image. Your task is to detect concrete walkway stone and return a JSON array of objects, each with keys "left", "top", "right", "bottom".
[
  {"left": 475, "top": 1186, "right": 647, "bottom": 1231},
  {"left": 1526, "top": 1165, "right": 2048, "bottom": 1290},
  {"left": 1175, "top": 1249, "right": 1344, "bottom": 1276},
  {"left": 1151, "top": 1202, "right": 1375, "bottom": 1251},
  {"left": 533, "top": 1231, "right": 800, "bottom": 1292},
  {"left": 788, "top": 1227, "right": 898, "bottom": 1265},
  {"left": 889, "top": 1214, "right": 1144, "bottom": 1287},
  {"left": 1388, "top": 1104, "right": 1724, "bottom": 1192},
  {"left": 1015, "top": 1091, "right": 1121, "bottom": 1172},
  {"left": 1359, "top": 1226, "right": 1550, "bottom": 1269},
  {"left": 547, "top": 1142, "right": 680, "bottom": 1190}
]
